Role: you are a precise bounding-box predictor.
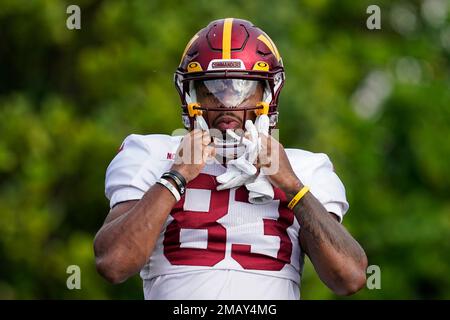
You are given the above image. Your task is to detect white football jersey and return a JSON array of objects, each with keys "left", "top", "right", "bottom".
[{"left": 105, "top": 134, "right": 349, "bottom": 299}]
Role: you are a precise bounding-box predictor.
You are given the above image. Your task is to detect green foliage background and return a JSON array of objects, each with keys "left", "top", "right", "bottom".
[{"left": 0, "top": 0, "right": 449, "bottom": 299}]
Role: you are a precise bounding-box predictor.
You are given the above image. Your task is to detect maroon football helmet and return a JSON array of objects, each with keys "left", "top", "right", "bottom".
[{"left": 174, "top": 18, "right": 285, "bottom": 131}]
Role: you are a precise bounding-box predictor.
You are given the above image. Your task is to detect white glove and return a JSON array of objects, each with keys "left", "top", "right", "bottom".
[
  {"left": 226, "top": 120, "right": 258, "bottom": 174},
  {"left": 216, "top": 120, "right": 258, "bottom": 190},
  {"left": 246, "top": 172, "right": 274, "bottom": 204},
  {"left": 216, "top": 165, "right": 251, "bottom": 190},
  {"left": 215, "top": 114, "right": 274, "bottom": 203},
  {"left": 245, "top": 114, "right": 274, "bottom": 204},
  {"left": 195, "top": 115, "right": 210, "bottom": 131},
  {"left": 254, "top": 114, "right": 269, "bottom": 136}
]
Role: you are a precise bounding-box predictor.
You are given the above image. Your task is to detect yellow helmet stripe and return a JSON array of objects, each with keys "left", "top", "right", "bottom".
[
  {"left": 222, "top": 18, "right": 234, "bottom": 59},
  {"left": 267, "top": 35, "right": 281, "bottom": 61},
  {"left": 180, "top": 34, "right": 199, "bottom": 65},
  {"left": 257, "top": 34, "right": 281, "bottom": 61}
]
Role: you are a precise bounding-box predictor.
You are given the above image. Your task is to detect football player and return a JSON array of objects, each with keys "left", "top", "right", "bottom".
[{"left": 94, "top": 18, "right": 368, "bottom": 299}]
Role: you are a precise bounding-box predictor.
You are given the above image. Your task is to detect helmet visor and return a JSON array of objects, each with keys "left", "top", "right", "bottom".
[{"left": 191, "top": 79, "right": 263, "bottom": 108}]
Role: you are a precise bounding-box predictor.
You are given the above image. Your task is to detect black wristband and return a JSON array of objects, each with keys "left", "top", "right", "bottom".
[
  {"left": 162, "top": 171, "right": 186, "bottom": 196},
  {"left": 169, "top": 170, "right": 187, "bottom": 188}
]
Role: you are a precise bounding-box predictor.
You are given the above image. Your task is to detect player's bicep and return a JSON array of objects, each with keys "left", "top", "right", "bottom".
[{"left": 103, "top": 200, "right": 139, "bottom": 225}]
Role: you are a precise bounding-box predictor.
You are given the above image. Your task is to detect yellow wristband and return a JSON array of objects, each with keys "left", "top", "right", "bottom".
[{"left": 287, "top": 186, "right": 310, "bottom": 210}]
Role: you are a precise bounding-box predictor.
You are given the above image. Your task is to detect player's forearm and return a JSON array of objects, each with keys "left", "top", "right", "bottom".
[
  {"left": 94, "top": 184, "right": 176, "bottom": 284},
  {"left": 284, "top": 181, "right": 368, "bottom": 295}
]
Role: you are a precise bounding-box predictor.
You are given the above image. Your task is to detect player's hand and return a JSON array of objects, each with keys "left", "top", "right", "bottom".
[
  {"left": 258, "top": 135, "right": 302, "bottom": 193},
  {"left": 171, "top": 129, "right": 215, "bottom": 183}
]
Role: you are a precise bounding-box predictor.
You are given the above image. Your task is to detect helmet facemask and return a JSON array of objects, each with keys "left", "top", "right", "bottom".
[{"left": 187, "top": 79, "right": 268, "bottom": 160}]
